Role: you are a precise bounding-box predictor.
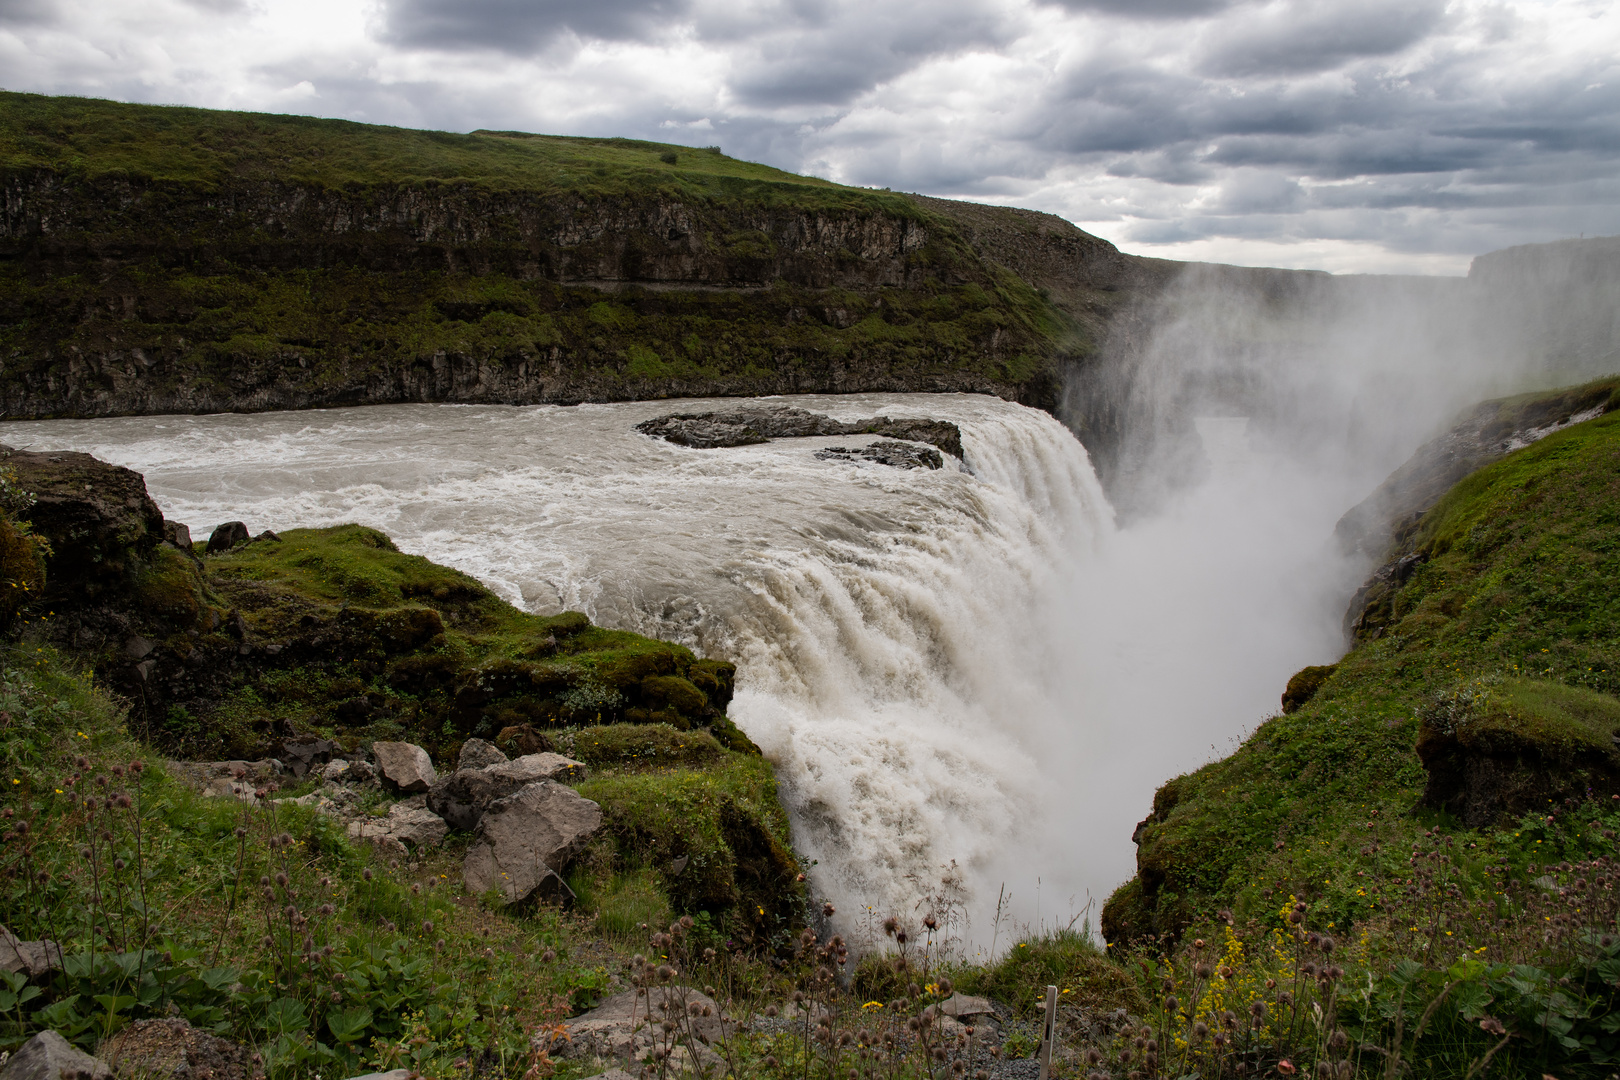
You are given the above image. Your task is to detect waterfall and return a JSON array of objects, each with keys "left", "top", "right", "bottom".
[{"left": 0, "top": 394, "right": 1124, "bottom": 940}]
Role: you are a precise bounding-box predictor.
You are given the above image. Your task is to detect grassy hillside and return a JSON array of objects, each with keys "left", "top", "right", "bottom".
[
  {"left": 1090, "top": 377, "right": 1620, "bottom": 1077},
  {"left": 0, "top": 91, "right": 909, "bottom": 211}
]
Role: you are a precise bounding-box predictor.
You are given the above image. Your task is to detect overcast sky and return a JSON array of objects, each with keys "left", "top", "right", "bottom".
[{"left": 3, "top": 0, "right": 1618, "bottom": 274}]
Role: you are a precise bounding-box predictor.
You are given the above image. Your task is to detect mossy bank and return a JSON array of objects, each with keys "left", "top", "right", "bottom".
[{"left": 1103, "top": 376, "right": 1620, "bottom": 947}]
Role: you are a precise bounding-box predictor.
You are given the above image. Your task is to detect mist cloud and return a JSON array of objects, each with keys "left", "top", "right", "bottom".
[{"left": 1, "top": 0, "right": 1618, "bottom": 272}]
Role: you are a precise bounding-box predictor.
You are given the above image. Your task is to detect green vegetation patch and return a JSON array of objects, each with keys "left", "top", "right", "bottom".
[
  {"left": 115, "top": 524, "right": 742, "bottom": 760},
  {"left": 1104, "top": 384, "right": 1620, "bottom": 948}
]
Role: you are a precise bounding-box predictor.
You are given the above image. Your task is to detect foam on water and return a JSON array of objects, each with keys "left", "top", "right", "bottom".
[{"left": 0, "top": 394, "right": 1116, "bottom": 933}]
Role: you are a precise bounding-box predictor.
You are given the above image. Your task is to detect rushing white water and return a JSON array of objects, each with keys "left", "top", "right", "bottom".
[
  {"left": 0, "top": 394, "right": 1137, "bottom": 934},
  {"left": 0, "top": 389, "right": 1384, "bottom": 944}
]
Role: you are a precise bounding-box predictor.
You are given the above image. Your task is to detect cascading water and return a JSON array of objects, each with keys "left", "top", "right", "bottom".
[{"left": 0, "top": 393, "right": 1132, "bottom": 939}]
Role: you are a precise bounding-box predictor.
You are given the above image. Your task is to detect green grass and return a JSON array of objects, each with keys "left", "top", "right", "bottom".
[
  {"left": 176, "top": 524, "right": 722, "bottom": 756},
  {"left": 0, "top": 91, "right": 888, "bottom": 209},
  {"left": 1104, "top": 380, "right": 1620, "bottom": 947}
]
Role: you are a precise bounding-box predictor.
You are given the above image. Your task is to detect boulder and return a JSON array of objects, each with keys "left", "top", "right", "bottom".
[
  {"left": 634, "top": 407, "right": 963, "bottom": 458},
  {"left": 429, "top": 753, "right": 588, "bottom": 831},
  {"left": 205, "top": 522, "right": 250, "bottom": 554},
  {"left": 939, "top": 993, "right": 996, "bottom": 1020},
  {"left": 0, "top": 448, "right": 165, "bottom": 597},
  {"left": 98, "top": 1018, "right": 261, "bottom": 1080},
  {"left": 553, "top": 987, "right": 725, "bottom": 1063},
  {"left": 495, "top": 724, "right": 555, "bottom": 756},
  {"left": 0, "top": 1031, "right": 113, "bottom": 1080},
  {"left": 348, "top": 802, "right": 448, "bottom": 851},
  {"left": 0, "top": 925, "right": 62, "bottom": 979},
  {"left": 463, "top": 781, "right": 601, "bottom": 903},
  {"left": 162, "top": 521, "right": 194, "bottom": 553},
  {"left": 814, "top": 441, "right": 944, "bottom": 470},
  {"left": 372, "top": 741, "right": 437, "bottom": 793},
  {"left": 277, "top": 737, "right": 337, "bottom": 779},
  {"left": 457, "top": 738, "right": 509, "bottom": 771}
]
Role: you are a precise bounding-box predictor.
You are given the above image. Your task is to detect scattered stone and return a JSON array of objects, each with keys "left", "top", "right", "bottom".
[
  {"left": 340, "top": 760, "right": 378, "bottom": 785},
  {"left": 320, "top": 759, "right": 351, "bottom": 782},
  {"left": 0, "top": 925, "right": 63, "bottom": 979},
  {"left": 251, "top": 530, "right": 280, "bottom": 543},
  {"left": 348, "top": 802, "right": 448, "bottom": 851},
  {"left": 457, "top": 737, "right": 509, "bottom": 771},
  {"left": 0, "top": 1031, "right": 112, "bottom": 1080},
  {"left": 205, "top": 522, "right": 250, "bottom": 554},
  {"left": 168, "top": 760, "right": 283, "bottom": 803},
  {"left": 814, "top": 440, "right": 944, "bottom": 470},
  {"left": 463, "top": 781, "right": 602, "bottom": 903},
  {"left": 552, "top": 987, "right": 725, "bottom": 1064},
  {"left": 636, "top": 406, "right": 963, "bottom": 458},
  {"left": 372, "top": 741, "right": 437, "bottom": 793},
  {"left": 429, "top": 753, "right": 589, "bottom": 831},
  {"left": 99, "top": 1018, "right": 261, "bottom": 1080},
  {"left": 342, "top": 1071, "right": 412, "bottom": 1080}
]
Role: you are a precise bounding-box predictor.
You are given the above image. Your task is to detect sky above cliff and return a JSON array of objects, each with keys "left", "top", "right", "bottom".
[{"left": 2, "top": 0, "right": 1617, "bottom": 274}]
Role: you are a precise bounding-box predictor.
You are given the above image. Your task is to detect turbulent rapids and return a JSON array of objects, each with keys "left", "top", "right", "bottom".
[{"left": 0, "top": 391, "right": 1359, "bottom": 943}]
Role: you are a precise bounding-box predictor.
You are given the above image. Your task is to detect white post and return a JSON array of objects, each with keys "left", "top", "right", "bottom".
[{"left": 1038, "top": 984, "right": 1058, "bottom": 1080}]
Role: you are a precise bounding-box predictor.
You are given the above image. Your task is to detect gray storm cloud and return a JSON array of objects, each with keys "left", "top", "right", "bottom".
[{"left": 0, "top": 0, "right": 1617, "bottom": 270}]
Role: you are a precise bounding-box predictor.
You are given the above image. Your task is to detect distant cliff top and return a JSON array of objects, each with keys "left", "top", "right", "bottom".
[{"left": 0, "top": 90, "right": 886, "bottom": 207}]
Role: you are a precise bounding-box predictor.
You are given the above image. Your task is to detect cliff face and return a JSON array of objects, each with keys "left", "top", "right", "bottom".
[
  {"left": 3, "top": 170, "right": 933, "bottom": 285},
  {"left": 0, "top": 94, "right": 1145, "bottom": 420}
]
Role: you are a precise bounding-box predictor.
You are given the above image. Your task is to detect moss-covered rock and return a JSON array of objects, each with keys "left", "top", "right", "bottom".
[
  {"left": 1, "top": 452, "right": 758, "bottom": 769},
  {"left": 1281, "top": 663, "right": 1338, "bottom": 714},
  {"left": 1416, "top": 679, "right": 1620, "bottom": 827}
]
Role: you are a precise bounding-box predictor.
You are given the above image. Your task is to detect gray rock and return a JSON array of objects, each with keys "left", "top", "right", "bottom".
[
  {"left": 0, "top": 1031, "right": 112, "bottom": 1080},
  {"left": 457, "top": 737, "right": 509, "bottom": 771},
  {"left": 168, "top": 760, "right": 282, "bottom": 804},
  {"left": 340, "top": 760, "right": 378, "bottom": 785},
  {"left": 552, "top": 987, "right": 725, "bottom": 1063},
  {"left": 372, "top": 742, "right": 437, "bottom": 794},
  {"left": 429, "top": 753, "right": 589, "bottom": 831},
  {"left": 98, "top": 1017, "right": 260, "bottom": 1080},
  {"left": 635, "top": 407, "right": 963, "bottom": 458},
  {"left": 940, "top": 993, "right": 997, "bottom": 1019},
  {"left": 320, "top": 759, "right": 351, "bottom": 782},
  {"left": 0, "top": 925, "right": 62, "bottom": 979},
  {"left": 278, "top": 737, "right": 337, "bottom": 779},
  {"left": 814, "top": 440, "right": 944, "bottom": 470},
  {"left": 348, "top": 803, "right": 448, "bottom": 851},
  {"left": 205, "top": 522, "right": 249, "bottom": 554},
  {"left": 463, "top": 781, "right": 601, "bottom": 904},
  {"left": 342, "top": 1071, "right": 412, "bottom": 1080},
  {"left": 161, "top": 520, "right": 193, "bottom": 554}
]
